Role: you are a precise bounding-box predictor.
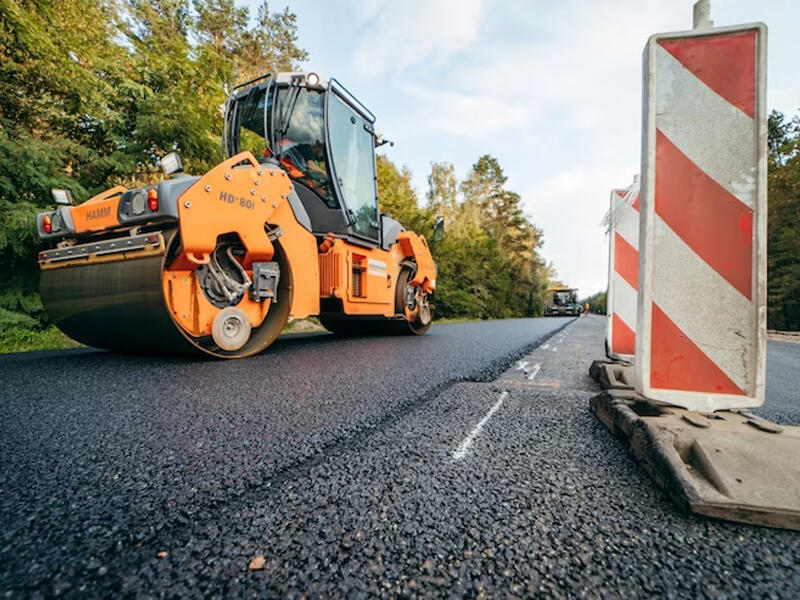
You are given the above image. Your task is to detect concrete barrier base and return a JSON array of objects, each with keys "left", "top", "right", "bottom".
[{"left": 590, "top": 390, "right": 800, "bottom": 530}]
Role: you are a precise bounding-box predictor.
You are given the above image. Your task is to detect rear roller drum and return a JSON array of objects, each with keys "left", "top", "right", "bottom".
[{"left": 40, "top": 228, "right": 292, "bottom": 358}]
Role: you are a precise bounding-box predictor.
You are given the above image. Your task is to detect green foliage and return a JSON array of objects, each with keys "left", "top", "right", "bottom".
[
  {"left": 767, "top": 110, "right": 800, "bottom": 331},
  {"left": 376, "top": 155, "right": 432, "bottom": 233},
  {"left": 0, "top": 0, "right": 307, "bottom": 334},
  {"left": 377, "top": 154, "right": 552, "bottom": 320},
  {"left": 581, "top": 291, "right": 607, "bottom": 315},
  {"left": 0, "top": 325, "right": 83, "bottom": 353}
]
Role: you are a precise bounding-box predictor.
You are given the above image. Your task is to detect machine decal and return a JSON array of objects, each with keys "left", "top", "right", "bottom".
[
  {"left": 220, "top": 191, "right": 256, "bottom": 210},
  {"left": 86, "top": 206, "right": 111, "bottom": 220},
  {"left": 367, "top": 258, "right": 387, "bottom": 276}
]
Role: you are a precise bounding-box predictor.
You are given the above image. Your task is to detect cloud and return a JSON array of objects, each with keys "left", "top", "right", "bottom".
[
  {"left": 521, "top": 163, "right": 635, "bottom": 295},
  {"left": 352, "top": 0, "right": 487, "bottom": 77},
  {"left": 399, "top": 84, "right": 532, "bottom": 139}
]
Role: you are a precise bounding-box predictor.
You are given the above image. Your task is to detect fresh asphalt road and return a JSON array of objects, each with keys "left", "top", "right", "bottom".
[
  {"left": 1, "top": 317, "right": 798, "bottom": 597},
  {"left": 758, "top": 339, "right": 800, "bottom": 425}
]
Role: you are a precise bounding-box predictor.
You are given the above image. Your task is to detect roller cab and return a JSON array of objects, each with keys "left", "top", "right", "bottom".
[{"left": 36, "top": 72, "right": 437, "bottom": 358}]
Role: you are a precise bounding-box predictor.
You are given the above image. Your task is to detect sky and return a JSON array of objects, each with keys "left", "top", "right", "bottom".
[{"left": 245, "top": 0, "right": 800, "bottom": 296}]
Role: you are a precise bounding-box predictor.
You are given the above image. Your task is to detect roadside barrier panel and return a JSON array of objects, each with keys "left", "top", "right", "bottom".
[
  {"left": 636, "top": 23, "right": 768, "bottom": 411},
  {"left": 606, "top": 179, "right": 640, "bottom": 361},
  {"left": 589, "top": 8, "right": 794, "bottom": 531}
]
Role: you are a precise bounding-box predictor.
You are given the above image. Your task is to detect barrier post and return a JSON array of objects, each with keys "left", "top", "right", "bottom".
[
  {"left": 636, "top": 21, "right": 768, "bottom": 411},
  {"left": 606, "top": 177, "right": 640, "bottom": 362}
]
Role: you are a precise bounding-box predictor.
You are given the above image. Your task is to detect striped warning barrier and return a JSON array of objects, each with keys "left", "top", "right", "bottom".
[
  {"left": 605, "top": 177, "right": 640, "bottom": 362},
  {"left": 636, "top": 23, "right": 768, "bottom": 411}
]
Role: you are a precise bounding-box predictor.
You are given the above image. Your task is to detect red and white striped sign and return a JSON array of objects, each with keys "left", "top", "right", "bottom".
[
  {"left": 636, "top": 24, "right": 767, "bottom": 411},
  {"left": 606, "top": 179, "right": 640, "bottom": 361}
]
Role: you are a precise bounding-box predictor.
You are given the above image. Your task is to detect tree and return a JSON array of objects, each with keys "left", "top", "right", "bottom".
[
  {"left": 0, "top": 0, "right": 307, "bottom": 332},
  {"left": 427, "top": 161, "right": 458, "bottom": 224},
  {"left": 766, "top": 110, "right": 800, "bottom": 330},
  {"left": 581, "top": 291, "right": 607, "bottom": 315},
  {"left": 456, "top": 155, "right": 548, "bottom": 318},
  {"left": 425, "top": 155, "right": 551, "bottom": 320},
  {"left": 0, "top": 0, "right": 139, "bottom": 329},
  {"left": 376, "top": 155, "right": 430, "bottom": 233},
  {"left": 236, "top": 2, "right": 308, "bottom": 82}
]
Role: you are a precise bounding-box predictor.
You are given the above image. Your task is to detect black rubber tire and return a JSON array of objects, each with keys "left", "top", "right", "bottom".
[{"left": 393, "top": 265, "right": 432, "bottom": 336}]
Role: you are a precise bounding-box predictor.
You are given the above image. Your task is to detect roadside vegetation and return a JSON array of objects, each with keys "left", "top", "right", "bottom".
[
  {"left": 581, "top": 291, "right": 607, "bottom": 315},
  {"left": 0, "top": 1, "right": 554, "bottom": 351},
  {"left": 767, "top": 111, "right": 800, "bottom": 331}
]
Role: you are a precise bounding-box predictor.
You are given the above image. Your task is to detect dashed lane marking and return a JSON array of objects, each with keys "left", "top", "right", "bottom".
[{"left": 452, "top": 391, "right": 509, "bottom": 461}]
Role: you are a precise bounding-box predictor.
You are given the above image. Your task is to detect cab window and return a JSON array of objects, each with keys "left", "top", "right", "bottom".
[
  {"left": 328, "top": 93, "right": 378, "bottom": 240},
  {"left": 275, "top": 88, "right": 337, "bottom": 208},
  {"left": 230, "top": 86, "right": 269, "bottom": 158}
]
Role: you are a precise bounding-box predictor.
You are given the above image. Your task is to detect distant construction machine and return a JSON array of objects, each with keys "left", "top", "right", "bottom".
[
  {"left": 545, "top": 287, "right": 583, "bottom": 317},
  {"left": 36, "top": 72, "right": 440, "bottom": 358}
]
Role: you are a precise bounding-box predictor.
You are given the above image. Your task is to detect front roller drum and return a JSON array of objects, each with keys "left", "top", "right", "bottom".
[{"left": 40, "top": 229, "right": 292, "bottom": 358}]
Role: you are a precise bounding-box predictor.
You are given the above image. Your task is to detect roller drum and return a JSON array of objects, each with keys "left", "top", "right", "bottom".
[{"left": 39, "top": 230, "right": 292, "bottom": 358}]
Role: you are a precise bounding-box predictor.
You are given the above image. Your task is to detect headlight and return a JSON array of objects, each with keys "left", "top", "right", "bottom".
[
  {"left": 159, "top": 152, "right": 183, "bottom": 176},
  {"left": 51, "top": 188, "right": 74, "bottom": 206}
]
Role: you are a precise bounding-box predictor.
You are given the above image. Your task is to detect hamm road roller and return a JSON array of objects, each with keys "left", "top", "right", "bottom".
[{"left": 36, "top": 72, "right": 439, "bottom": 358}]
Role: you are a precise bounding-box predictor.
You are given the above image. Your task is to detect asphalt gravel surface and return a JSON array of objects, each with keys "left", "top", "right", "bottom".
[
  {"left": 756, "top": 339, "right": 800, "bottom": 425},
  {"left": 1, "top": 316, "right": 798, "bottom": 597}
]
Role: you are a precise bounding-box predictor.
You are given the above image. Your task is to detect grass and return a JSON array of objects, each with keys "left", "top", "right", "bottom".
[
  {"left": 0, "top": 326, "right": 84, "bottom": 354},
  {"left": 0, "top": 316, "right": 484, "bottom": 354},
  {"left": 0, "top": 318, "right": 329, "bottom": 354},
  {"left": 281, "top": 317, "right": 326, "bottom": 334},
  {"left": 433, "top": 317, "right": 479, "bottom": 324}
]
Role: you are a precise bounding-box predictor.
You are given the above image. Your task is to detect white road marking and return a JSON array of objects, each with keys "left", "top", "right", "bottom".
[
  {"left": 551, "top": 346, "right": 558, "bottom": 352},
  {"left": 515, "top": 361, "right": 529, "bottom": 372},
  {"left": 526, "top": 364, "right": 541, "bottom": 381},
  {"left": 452, "top": 391, "right": 509, "bottom": 461},
  {"left": 541, "top": 344, "right": 550, "bottom": 350}
]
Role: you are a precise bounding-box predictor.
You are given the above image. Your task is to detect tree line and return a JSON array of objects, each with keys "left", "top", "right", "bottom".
[
  {"left": 767, "top": 110, "right": 800, "bottom": 331},
  {"left": 0, "top": 0, "right": 552, "bottom": 336},
  {"left": 378, "top": 155, "right": 552, "bottom": 320}
]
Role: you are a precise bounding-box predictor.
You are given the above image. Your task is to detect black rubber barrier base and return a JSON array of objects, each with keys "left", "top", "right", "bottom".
[
  {"left": 590, "top": 389, "right": 800, "bottom": 530},
  {"left": 589, "top": 359, "right": 635, "bottom": 390}
]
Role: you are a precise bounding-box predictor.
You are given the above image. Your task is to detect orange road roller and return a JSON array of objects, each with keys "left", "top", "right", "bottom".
[{"left": 36, "top": 72, "right": 440, "bottom": 358}]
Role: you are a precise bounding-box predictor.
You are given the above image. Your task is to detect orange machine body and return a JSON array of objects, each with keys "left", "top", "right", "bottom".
[
  {"left": 37, "top": 72, "right": 438, "bottom": 358},
  {"left": 70, "top": 186, "right": 126, "bottom": 233},
  {"left": 147, "top": 152, "right": 435, "bottom": 337}
]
